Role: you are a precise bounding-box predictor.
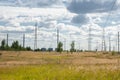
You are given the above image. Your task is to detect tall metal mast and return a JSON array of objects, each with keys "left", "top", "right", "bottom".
[
  {"left": 88, "top": 26, "right": 91, "bottom": 51},
  {"left": 64, "top": 38, "right": 66, "bottom": 51},
  {"left": 102, "top": 28, "right": 106, "bottom": 51},
  {"left": 118, "top": 32, "right": 120, "bottom": 54},
  {"left": 34, "top": 22, "right": 38, "bottom": 50},
  {"left": 57, "top": 27, "right": 59, "bottom": 48},
  {"left": 6, "top": 33, "right": 8, "bottom": 47},
  {"left": 109, "top": 35, "right": 111, "bottom": 52},
  {"left": 23, "top": 34, "right": 25, "bottom": 48}
]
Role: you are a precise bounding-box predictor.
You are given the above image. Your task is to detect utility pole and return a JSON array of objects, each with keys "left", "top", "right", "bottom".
[
  {"left": 34, "top": 22, "right": 38, "bottom": 50},
  {"left": 118, "top": 32, "right": 120, "bottom": 54},
  {"left": 23, "top": 34, "right": 25, "bottom": 48},
  {"left": 88, "top": 26, "right": 91, "bottom": 51}
]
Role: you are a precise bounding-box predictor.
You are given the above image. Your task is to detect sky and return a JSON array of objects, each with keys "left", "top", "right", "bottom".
[{"left": 0, "top": 0, "right": 120, "bottom": 51}]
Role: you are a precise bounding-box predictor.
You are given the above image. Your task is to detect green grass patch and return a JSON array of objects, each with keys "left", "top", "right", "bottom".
[{"left": 0, "top": 64, "right": 120, "bottom": 80}]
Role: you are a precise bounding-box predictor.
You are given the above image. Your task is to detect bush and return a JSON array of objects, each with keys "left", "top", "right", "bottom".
[
  {"left": 34, "top": 48, "right": 41, "bottom": 51},
  {"left": 0, "top": 53, "right": 2, "bottom": 56},
  {"left": 57, "top": 42, "right": 63, "bottom": 53},
  {"left": 103, "top": 51, "right": 109, "bottom": 54},
  {"left": 111, "top": 51, "right": 117, "bottom": 55},
  {"left": 26, "top": 47, "right": 32, "bottom": 51}
]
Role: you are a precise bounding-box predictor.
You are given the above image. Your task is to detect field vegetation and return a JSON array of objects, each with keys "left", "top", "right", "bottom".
[{"left": 0, "top": 51, "right": 120, "bottom": 80}]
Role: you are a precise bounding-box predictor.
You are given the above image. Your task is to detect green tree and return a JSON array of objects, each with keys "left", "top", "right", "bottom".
[
  {"left": 70, "top": 41, "right": 75, "bottom": 54},
  {"left": 57, "top": 42, "right": 63, "bottom": 53},
  {"left": 0, "top": 40, "right": 32, "bottom": 51},
  {"left": 26, "top": 46, "right": 32, "bottom": 51},
  {"left": 0, "top": 39, "right": 6, "bottom": 50},
  {"left": 11, "top": 41, "right": 21, "bottom": 50}
]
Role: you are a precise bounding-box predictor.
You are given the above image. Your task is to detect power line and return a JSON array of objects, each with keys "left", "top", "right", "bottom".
[
  {"left": 102, "top": 0, "right": 117, "bottom": 51},
  {"left": 103, "top": 0, "right": 117, "bottom": 28}
]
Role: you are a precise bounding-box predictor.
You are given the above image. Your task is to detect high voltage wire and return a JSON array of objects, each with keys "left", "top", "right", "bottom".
[
  {"left": 102, "top": 0, "right": 117, "bottom": 51},
  {"left": 103, "top": 0, "right": 117, "bottom": 28}
]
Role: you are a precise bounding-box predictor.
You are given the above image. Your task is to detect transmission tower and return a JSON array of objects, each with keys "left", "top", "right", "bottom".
[
  {"left": 23, "top": 34, "right": 25, "bottom": 48},
  {"left": 109, "top": 35, "right": 111, "bottom": 52},
  {"left": 79, "top": 40, "right": 81, "bottom": 50},
  {"left": 113, "top": 46, "right": 115, "bottom": 51},
  {"left": 118, "top": 32, "right": 120, "bottom": 54},
  {"left": 64, "top": 38, "right": 66, "bottom": 51},
  {"left": 34, "top": 22, "right": 38, "bottom": 50},
  {"left": 96, "top": 40, "right": 98, "bottom": 51},
  {"left": 101, "top": 28, "right": 106, "bottom": 51},
  {"left": 57, "top": 27, "right": 59, "bottom": 48},
  {"left": 116, "top": 36, "right": 118, "bottom": 51},
  {"left": 6, "top": 33, "right": 8, "bottom": 47},
  {"left": 88, "top": 26, "right": 92, "bottom": 51}
]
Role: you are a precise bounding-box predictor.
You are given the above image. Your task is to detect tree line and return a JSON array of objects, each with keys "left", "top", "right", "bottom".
[
  {"left": 0, "top": 39, "right": 78, "bottom": 53},
  {"left": 0, "top": 39, "right": 31, "bottom": 51}
]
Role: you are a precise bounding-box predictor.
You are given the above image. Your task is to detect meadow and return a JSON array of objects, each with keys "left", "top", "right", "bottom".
[{"left": 0, "top": 51, "right": 120, "bottom": 80}]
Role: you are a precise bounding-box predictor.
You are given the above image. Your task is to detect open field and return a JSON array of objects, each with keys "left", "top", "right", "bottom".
[{"left": 0, "top": 51, "right": 120, "bottom": 80}]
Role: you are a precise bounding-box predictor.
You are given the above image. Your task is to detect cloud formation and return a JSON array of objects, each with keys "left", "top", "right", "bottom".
[
  {"left": 0, "top": 0, "right": 63, "bottom": 7},
  {"left": 67, "top": 0, "right": 118, "bottom": 14},
  {"left": 67, "top": 0, "right": 119, "bottom": 25},
  {"left": 0, "top": 0, "right": 119, "bottom": 50},
  {"left": 71, "top": 14, "right": 89, "bottom": 24}
]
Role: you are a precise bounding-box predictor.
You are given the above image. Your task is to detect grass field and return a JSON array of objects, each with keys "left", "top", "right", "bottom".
[{"left": 0, "top": 51, "right": 120, "bottom": 80}]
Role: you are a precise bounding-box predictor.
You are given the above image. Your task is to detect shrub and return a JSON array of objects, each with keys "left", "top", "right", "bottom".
[{"left": 111, "top": 51, "right": 117, "bottom": 55}]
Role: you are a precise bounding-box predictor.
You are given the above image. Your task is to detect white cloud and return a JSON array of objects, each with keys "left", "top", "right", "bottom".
[
  {"left": 0, "top": 0, "right": 64, "bottom": 8},
  {"left": 0, "top": 1, "right": 119, "bottom": 51}
]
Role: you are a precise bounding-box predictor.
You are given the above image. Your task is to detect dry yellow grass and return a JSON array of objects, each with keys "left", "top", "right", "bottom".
[
  {"left": 0, "top": 51, "right": 120, "bottom": 80},
  {"left": 0, "top": 51, "right": 120, "bottom": 70}
]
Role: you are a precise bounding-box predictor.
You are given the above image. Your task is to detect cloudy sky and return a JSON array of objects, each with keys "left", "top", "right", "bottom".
[{"left": 0, "top": 0, "right": 120, "bottom": 50}]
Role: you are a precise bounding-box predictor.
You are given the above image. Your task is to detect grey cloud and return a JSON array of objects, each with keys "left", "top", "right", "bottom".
[
  {"left": 0, "top": 20, "right": 9, "bottom": 26},
  {"left": 67, "top": 0, "right": 118, "bottom": 14},
  {"left": 20, "top": 22, "right": 35, "bottom": 26},
  {"left": 0, "top": 16, "right": 10, "bottom": 26},
  {"left": 67, "top": 0, "right": 118, "bottom": 25},
  {"left": 71, "top": 14, "right": 89, "bottom": 24}
]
